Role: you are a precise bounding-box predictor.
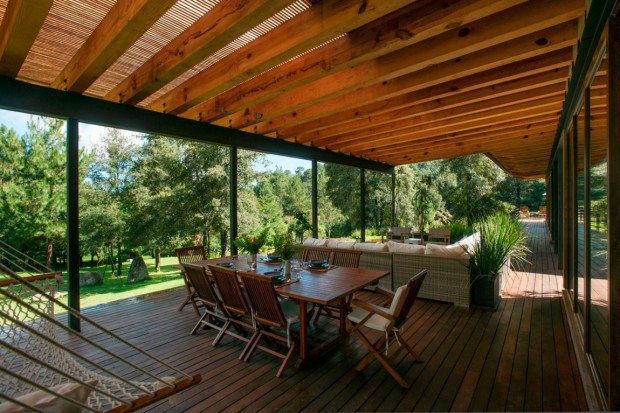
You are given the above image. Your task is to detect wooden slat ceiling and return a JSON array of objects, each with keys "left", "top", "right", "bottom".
[{"left": 0, "top": 0, "right": 588, "bottom": 179}]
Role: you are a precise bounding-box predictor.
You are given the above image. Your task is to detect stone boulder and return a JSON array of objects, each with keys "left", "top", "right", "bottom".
[
  {"left": 127, "top": 256, "right": 149, "bottom": 283},
  {"left": 80, "top": 271, "right": 103, "bottom": 287}
]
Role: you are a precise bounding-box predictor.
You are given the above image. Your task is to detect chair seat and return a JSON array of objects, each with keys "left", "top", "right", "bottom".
[
  {"left": 280, "top": 298, "right": 300, "bottom": 325},
  {"left": 347, "top": 307, "right": 391, "bottom": 331}
]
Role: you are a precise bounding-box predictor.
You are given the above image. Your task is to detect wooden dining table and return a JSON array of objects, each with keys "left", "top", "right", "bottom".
[{"left": 174, "top": 256, "right": 389, "bottom": 365}]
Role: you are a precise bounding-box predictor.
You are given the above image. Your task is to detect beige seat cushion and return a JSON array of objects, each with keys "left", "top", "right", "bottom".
[
  {"left": 0, "top": 381, "right": 96, "bottom": 413},
  {"left": 386, "top": 241, "right": 425, "bottom": 254},
  {"left": 348, "top": 285, "right": 406, "bottom": 331}
]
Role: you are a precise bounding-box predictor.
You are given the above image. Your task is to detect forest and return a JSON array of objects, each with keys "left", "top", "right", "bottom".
[{"left": 0, "top": 117, "right": 546, "bottom": 272}]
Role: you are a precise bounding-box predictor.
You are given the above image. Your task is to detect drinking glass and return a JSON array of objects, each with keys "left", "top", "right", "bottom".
[{"left": 291, "top": 259, "right": 302, "bottom": 280}]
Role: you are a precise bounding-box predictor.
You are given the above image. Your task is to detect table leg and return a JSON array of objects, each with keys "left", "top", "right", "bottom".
[
  {"left": 298, "top": 300, "right": 308, "bottom": 360},
  {"left": 339, "top": 298, "right": 348, "bottom": 336}
]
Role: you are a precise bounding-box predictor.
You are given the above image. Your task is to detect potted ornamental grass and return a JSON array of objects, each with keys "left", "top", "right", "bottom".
[
  {"left": 469, "top": 212, "right": 530, "bottom": 310},
  {"left": 273, "top": 232, "right": 300, "bottom": 279},
  {"left": 234, "top": 229, "right": 269, "bottom": 268}
]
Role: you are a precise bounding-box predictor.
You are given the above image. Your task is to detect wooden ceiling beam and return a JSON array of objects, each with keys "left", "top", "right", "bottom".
[
  {"left": 104, "top": 0, "right": 295, "bottom": 105},
  {"left": 352, "top": 113, "right": 564, "bottom": 157},
  {"left": 344, "top": 110, "right": 563, "bottom": 156},
  {"left": 245, "top": 20, "right": 578, "bottom": 137},
  {"left": 184, "top": 0, "right": 527, "bottom": 122},
  {"left": 294, "top": 67, "right": 569, "bottom": 144},
  {"left": 358, "top": 116, "right": 607, "bottom": 159},
  {"left": 0, "top": 0, "right": 52, "bottom": 77},
  {"left": 278, "top": 48, "right": 573, "bottom": 140},
  {"left": 147, "top": 0, "right": 417, "bottom": 115},
  {"left": 311, "top": 82, "right": 568, "bottom": 148},
  {"left": 223, "top": 0, "right": 582, "bottom": 131},
  {"left": 51, "top": 0, "right": 176, "bottom": 93}
]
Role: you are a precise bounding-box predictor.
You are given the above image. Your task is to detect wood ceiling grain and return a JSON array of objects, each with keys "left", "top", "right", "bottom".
[{"left": 0, "top": 0, "right": 589, "bottom": 178}]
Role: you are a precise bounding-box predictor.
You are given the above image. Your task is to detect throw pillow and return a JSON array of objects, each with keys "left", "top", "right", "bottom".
[
  {"left": 386, "top": 241, "right": 425, "bottom": 254},
  {"left": 425, "top": 243, "right": 469, "bottom": 258},
  {"left": 326, "top": 239, "right": 356, "bottom": 249},
  {"left": 353, "top": 242, "right": 388, "bottom": 252}
]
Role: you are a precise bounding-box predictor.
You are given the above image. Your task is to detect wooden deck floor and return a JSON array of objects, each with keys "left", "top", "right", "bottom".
[{"left": 74, "top": 218, "right": 587, "bottom": 412}]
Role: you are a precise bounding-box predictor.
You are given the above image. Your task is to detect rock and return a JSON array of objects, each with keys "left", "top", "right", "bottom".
[
  {"left": 80, "top": 271, "right": 103, "bottom": 287},
  {"left": 127, "top": 256, "right": 149, "bottom": 283}
]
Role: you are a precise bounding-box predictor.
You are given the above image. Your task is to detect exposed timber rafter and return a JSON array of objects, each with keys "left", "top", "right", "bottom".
[
  {"left": 0, "top": 0, "right": 52, "bottom": 77},
  {"left": 147, "top": 0, "right": 418, "bottom": 115},
  {"left": 51, "top": 0, "right": 177, "bottom": 93}
]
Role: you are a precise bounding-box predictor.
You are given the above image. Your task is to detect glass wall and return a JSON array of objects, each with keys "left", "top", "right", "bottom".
[
  {"left": 317, "top": 162, "right": 360, "bottom": 239},
  {"left": 576, "top": 103, "right": 586, "bottom": 318}
]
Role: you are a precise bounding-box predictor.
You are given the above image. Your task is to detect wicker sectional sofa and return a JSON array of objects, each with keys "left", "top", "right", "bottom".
[{"left": 301, "top": 236, "right": 476, "bottom": 307}]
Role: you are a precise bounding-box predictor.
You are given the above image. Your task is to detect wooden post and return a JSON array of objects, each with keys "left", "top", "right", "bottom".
[
  {"left": 66, "top": 118, "right": 80, "bottom": 332},
  {"left": 312, "top": 160, "right": 318, "bottom": 238},
  {"left": 230, "top": 146, "right": 238, "bottom": 255},
  {"left": 607, "top": 13, "right": 620, "bottom": 411},
  {"left": 391, "top": 171, "right": 396, "bottom": 227},
  {"left": 584, "top": 87, "right": 591, "bottom": 351}
]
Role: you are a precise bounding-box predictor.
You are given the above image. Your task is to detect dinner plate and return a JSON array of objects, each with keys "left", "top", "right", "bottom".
[
  {"left": 263, "top": 271, "right": 286, "bottom": 284},
  {"left": 217, "top": 262, "right": 234, "bottom": 268},
  {"left": 308, "top": 262, "right": 329, "bottom": 269}
]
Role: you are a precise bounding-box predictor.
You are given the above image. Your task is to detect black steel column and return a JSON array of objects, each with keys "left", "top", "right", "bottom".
[
  {"left": 391, "top": 171, "right": 396, "bottom": 227},
  {"left": 230, "top": 146, "right": 238, "bottom": 255},
  {"left": 312, "top": 160, "right": 318, "bottom": 238},
  {"left": 66, "top": 118, "right": 80, "bottom": 332},
  {"left": 360, "top": 168, "right": 366, "bottom": 242}
]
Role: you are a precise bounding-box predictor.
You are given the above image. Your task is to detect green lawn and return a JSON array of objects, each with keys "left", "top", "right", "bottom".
[{"left": 54, "top": 255, "right": 184, "bottom": 311}]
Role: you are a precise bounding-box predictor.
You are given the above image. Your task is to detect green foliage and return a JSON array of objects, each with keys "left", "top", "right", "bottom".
[
  {"left": 448, "top": 218, "right": 473, "bottom": 242},
  {"left": 412, "top": 173, "right": 443, "bottom": 234},
  {"left": 272, "top": 232, "right": 300, "bottom": 260},
  {"left": 470, "top": 213, "right": 530, "bottom": 280},
  {"left": 234, "top": 228, "right": 269, "bottom": 254}
]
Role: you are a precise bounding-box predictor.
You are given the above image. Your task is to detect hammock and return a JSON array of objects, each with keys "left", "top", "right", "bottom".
[{"left": 0, "top": 245, "right": 200, "bottom": 412}]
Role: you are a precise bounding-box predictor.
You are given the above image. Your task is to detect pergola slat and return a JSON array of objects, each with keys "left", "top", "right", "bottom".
[
  {"left": 0, "top": 0, "right": 52, "bottom": 77},
  {"left": 104, "top": 0, "right": 296, "bottom": 105},
  {"left": 146, "top": 0, "right": 418, "bottom": 115},
  {"left": 51, "top": 0, "right": 177, "bottom": 93}
]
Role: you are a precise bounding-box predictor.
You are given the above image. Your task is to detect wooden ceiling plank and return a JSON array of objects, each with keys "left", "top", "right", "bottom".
[
  {"left": 356, "top": 116, "right": 607, "bottom": 158},
  {"left": 51, "top": 0, "right": 177, "bottom": 93},
  {"left": 278, "top": 48, "right": 573, "bottom": 140},
  {"left": 104, "top": 0, "right": 296, "bottom": 105},
  {"left": 223, "top": 0, "right": 582, "bottom": 131},
  {"left": 348, "top": 106, "right": 565, "bottom": 155},
  {"left": 310, "top": 81, "right": 567, "bottom": 148},
  {"left": 294, "top": 67, "right": 569, "bottom": 143},
  {"left": 184, "top": 0, "right": 527, "bottom": 122},
  {"left": 147, "top": 0, "right": 418, "bottom": 115},
  {"left": 341, "top": 109, "right": 564, "bottom": 155},
  {"left": 0, "top": 0, "right": 52, "bottom": 77},
  {"left": 244, "top": 20, "right": 578, "bottom": 137}
]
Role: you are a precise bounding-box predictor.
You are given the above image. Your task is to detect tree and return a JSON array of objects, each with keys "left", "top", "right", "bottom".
[
  {"left": 412, "top": 174, "right": 443, "bottom": 234},
  {"left": 0, "top": 118, "right": 69, "bottom": 266}
]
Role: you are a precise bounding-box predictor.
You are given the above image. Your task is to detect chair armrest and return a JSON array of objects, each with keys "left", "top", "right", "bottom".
[
  {"left": 373, "top": 286, "right": 395, "bottom": 299},
  {"left": 351, "top": 299, "right": 393, "bottom": 321}
]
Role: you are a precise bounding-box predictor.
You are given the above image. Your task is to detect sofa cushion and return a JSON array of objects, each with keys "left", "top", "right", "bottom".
[
  {"left": 386, "top": 241, "right": 425, "bottom": 254},
  {"left": 454, "top": 232, "right": 480, "bottom": 254},
  {"left": 425, "top": 242, "right": 469, "bottom": 258},
  {"left": 326, "top": 239, "right": 356, "bottom": 249},
  {"left": 302, "top": 237, "right": 327, "bottom": 246},
  {"left": 354, "top": 242, "right": 388, "bottom": 252},
  {"left": 0, "top": 380, "right": 97, "bottom": 413}
]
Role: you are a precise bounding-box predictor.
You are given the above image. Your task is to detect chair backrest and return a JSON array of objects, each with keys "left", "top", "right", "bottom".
[
  {"left": 181, "top": 263, "right": 219, "bottom": 307},
  {"left": 428, "top": 228, "right": 451, "bottom": 244},
  {"left": 208, "top": 265, "right": 251, "bottom": 317},
  {"left": 391, "top": 269, "right": 427, "bottom": 329},
  {"left": 236, "top": 271, "right": 286, "bottom": 329},
  {"left": 175, "top": 245, "right": 206, "bottom": 264},
  {"left": 330, "top": 248, "right": 362, "bottom": 268},
  {"left": 302, "top": 247, "right": 331, "bottom": 262}
]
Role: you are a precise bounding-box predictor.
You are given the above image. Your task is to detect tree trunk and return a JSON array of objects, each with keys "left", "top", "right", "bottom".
[
  {"left": 206, "top": 231, "right": 211, "bottom": 257},
  {"left": 220, "top": 230, "right": 228, "bottom": 257},
  {"left": 46, "top": 242, "right": 53, "bottom": 268},
  {"left": 117, "top": 242, "right": 122, "bottom": 276},
  {"left": 155, "top": 247, "right": 161, "bottom": 272}
]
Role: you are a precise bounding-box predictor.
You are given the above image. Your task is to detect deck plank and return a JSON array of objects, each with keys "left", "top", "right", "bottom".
[{"left": 53, "top": 219, "right": 586, "bottom": 412}]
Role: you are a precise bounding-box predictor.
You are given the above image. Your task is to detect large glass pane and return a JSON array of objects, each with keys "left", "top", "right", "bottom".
[
  {"left": 576, "top": 103, "right": 586, "bottom": 317},
  {"left": 365, "top": 170, "right": 392, "bottom": 242},
  {"left": 318, "top": 162, "right": 360, "bottom": 239},
  {"left": 589, "top": 53, "right": 609, "bottom": 396}
]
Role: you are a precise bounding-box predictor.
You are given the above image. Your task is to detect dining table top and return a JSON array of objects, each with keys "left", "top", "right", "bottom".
[{"left": 175, "top": 255, "right": 389, "bottom": 305}]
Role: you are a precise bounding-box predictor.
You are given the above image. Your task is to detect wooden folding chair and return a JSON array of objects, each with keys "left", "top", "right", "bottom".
[
  {"left": 313, "top": 248, "right": 362, "bottom": 325},
  {"left": 208, "top": 265, "right": 255, "bottom": 360},
  {"left": 347, "top": 269, "right": 427, "bottom": 388},
  {"left": 302, "top": 246, "right": 331, "bottom": 262},
  {"left": 237, "top": 270, "right": 299, "bottom": 377},
  {"left": 181, "top": 263, "right": 227, "bottom": 343},
  {"left": 175, "top": 245, "right": 206, "bottom": 316}
]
